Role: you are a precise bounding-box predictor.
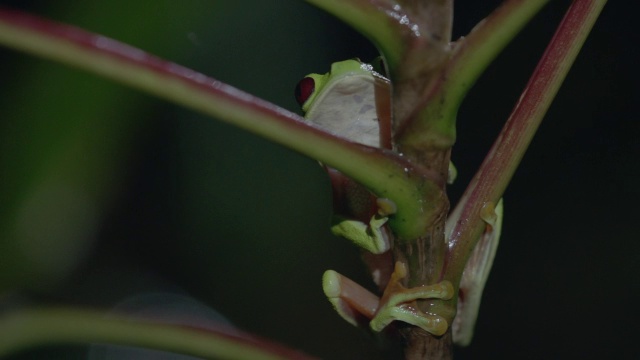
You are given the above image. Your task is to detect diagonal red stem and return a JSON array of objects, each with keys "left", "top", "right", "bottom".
[{"left": 445, "top": 0, "right": 608, "bottom": 280}]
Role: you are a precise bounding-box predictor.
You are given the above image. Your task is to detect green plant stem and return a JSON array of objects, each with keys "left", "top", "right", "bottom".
[
  {"left": 304, "top": 0, "right": 404, "bottom": 69},
  {"left": 0, "top": 308, "right": 317, "bottom": 360},
  {"left": 0, "top": 8, "right": 443, "bottom": 240},
  {"left": 305, "top": 0, "right": 453, "bottom": 81},
  {"left": 445, "top": 0, "right": 608, "bottom": 282},
  {"left": 397, "top": 0, "right": 551, "bottom": 150},
  {"left": 444, "top": 0, "right": 552, "bottom": 111}
]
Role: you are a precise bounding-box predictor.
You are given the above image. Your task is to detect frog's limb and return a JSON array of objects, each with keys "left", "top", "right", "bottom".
[
  {"left": 330, "top": 216, "right": 389, "bottom": 254},
  {"left": 330, "top": 198, "right": 397, "bottom": 254},
  {"left": 370, "top": 262, "right": 454, "bottom": 335},
  {"left": 361, "top": 251, "right": 395, "bottom": 291},
  {"left": 452, "top": 199, "right": 504, "bottom": 346},
  {"left": 447, "top": 161, "right": 458, "bottom": 185},
  {"left": 322, "top": 270, "right": 380, "bottom": 327}
]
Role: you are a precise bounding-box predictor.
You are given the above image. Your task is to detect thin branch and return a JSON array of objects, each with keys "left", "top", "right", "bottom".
[
  {"left": 304, "top": 0, "right": 452, "bottom": 81},
  {"left": 304, "top": 0, "right": 411, "bottom": 71},
  {"left": 0, "top": 7, "right": 444, "bottom": 240},
  {"left": 397, "top": 0, "right": 550, "bottom": 149},
  {"left": 444, "top": 0, "right": 551, "bottom": 108},
  {"left": 0, "top": 308, "right": 317, "bottom": 360},
  {"left": 445, "top": 0, "right": 608, "bottom": 280}
]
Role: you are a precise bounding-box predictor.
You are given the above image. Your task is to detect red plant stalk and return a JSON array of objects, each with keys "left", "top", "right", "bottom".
[{"left": 445, "top": 0, "right": 608, "bottom": 282}]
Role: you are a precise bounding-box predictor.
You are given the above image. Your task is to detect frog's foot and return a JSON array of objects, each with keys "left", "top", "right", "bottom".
[
  {"left": 330, "top": 198, "right": 397, "bottom": 254},
  {"left": 370, "top": 262, "right": 454, "bottom": 336},
  {"left": 375, "top": 198, "right": 397, "bottom": 217},
  {"left": 447, "top": 161, "right": 458, "bottom": 185},
  {"left": 453, "top": 199, "right": 504, "bottom": 346},
  {"left": 322, "top": 270, "right": 380, "bottom": 327}
]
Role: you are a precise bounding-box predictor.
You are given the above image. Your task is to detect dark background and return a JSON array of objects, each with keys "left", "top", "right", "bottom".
[{"left": 0, "top": 1, "right": 636, "bottom": 359}]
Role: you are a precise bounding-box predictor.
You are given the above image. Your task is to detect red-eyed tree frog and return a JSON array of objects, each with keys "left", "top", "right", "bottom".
[
  {"left": 295, "top": 59, "right": 502, "bottom": 346},
  {"left": 295, "top": 59, "right": 394, "bottom": 254}
]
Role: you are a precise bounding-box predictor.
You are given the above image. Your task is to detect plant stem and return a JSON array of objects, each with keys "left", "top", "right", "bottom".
[
  {"left": 401, "top": 328, "right": 453, "bottom": 360},
  {"left": 0, "top": 7, "right": 443, "bottom": 240},
  {"left": 0, "top": 308, "right": 317, "bottom": 360},
  {"left": 445, "top": 0, "right": 608, "bottom": 282},
  {"left": 396, "top": 0, "right": 550, "bottom": 151}
]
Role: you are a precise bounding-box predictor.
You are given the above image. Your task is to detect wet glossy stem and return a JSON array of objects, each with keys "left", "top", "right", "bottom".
[
  {"left": 304, "top": 0, "right": 453, "bottom": 76},
  {"left": 445, "top": 0, "right": 608, "bottom": 280},
  {"left": 394, "top": 217, "right": 447, "bottom": 288},
  {"left": 393, "top": 216, "right": 452, "bottom": 359}
]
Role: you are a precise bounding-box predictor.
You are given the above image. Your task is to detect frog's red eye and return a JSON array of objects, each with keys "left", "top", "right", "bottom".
[{"left": 294, "top": 77, "right": 315, "bottom": 107}]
